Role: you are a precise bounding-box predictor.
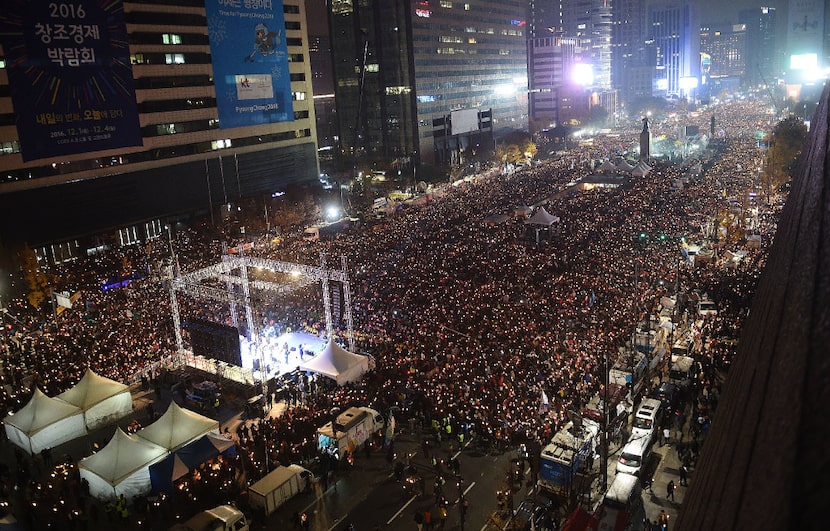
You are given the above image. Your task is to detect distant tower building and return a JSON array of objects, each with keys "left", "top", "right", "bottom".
[
  {"left": 639, "top": 117, "right": 651, "bottom": 161},
  {"left": 648, "top": 1, "right": 700, "bottom": 99},
  {"left": 612, "top": 0, "right": 649, "bottom": 104},
  {"left": 329, "top": 0, "right": 528, "bottom": 166},
  {"left": 562, "top": 0, "right": 613, "bottom": 90},
  {"left": 528, "top": 34, "right": 582, "bottom": 131},
  {"left": 699, "top": 23, "right": 746, "bottom": 96},
  {"left": 529, "top": 0, "right": 562, "bottom": 38},
  {"left": 739, "top": 6, "right": 779, "bottom": 88}
]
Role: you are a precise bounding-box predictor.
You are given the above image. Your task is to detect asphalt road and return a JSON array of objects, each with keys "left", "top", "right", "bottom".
[{"left": 264, "top": 429, "right": 521, "bottom": 531}]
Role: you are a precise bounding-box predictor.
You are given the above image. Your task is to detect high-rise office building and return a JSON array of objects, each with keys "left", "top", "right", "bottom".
[
  {"left": 0, "top": 0, "right": 318, "bottom": 257},
  {"left": 611, "top": 0, "right": 649, "bottom": 104},
  {"left": 784, "top": 0, "right": 827, "bottom": 88},
  {"left": 648, "top": 0, "right": 700, "bottom": 99},
  {"left": 329, "top": 0, "right": 528, "bottom": 166},
  {"left": 739, "top": 6, "right": 779, "bottom": 88},
  {"left": 561, "top": 0, "right": 613, "bottom": 90},
  {"left": 699, "top": 23, "right": 746, "bottom": 94},
  {"left": 528, "top": 34, "right": 582, "bottom": 131},
  {"left": 529, "top": 0, "right": 562, "bottom": 38}
]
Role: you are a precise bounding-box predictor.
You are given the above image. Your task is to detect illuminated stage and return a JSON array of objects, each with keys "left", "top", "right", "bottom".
[
  {"left": 240, "top": 330, "right": 327, "bottom": 380},
  {"left": 182, "top": 330, "right": 328, "bottom": 387}
]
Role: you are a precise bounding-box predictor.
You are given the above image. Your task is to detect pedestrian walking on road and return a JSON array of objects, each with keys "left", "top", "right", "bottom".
[
  {"left": 667, "top": 480, "right": 676, "bottom": 501},
  {"left": 679, "top": 464, "right": 688, "bottom": 486},
  {"left": 663, "top": 426, "right": 671, "bottom": 447},
  {"left": 658, "top": 510, "right": 669, "bottom": 530}
]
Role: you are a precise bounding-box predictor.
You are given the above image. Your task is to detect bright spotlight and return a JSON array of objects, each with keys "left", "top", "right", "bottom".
[
  {"left": 571, "top": 63, "right": 594, "bottom": 86},
  {"left": 325, "top": 205, "right": 340, "bottom": 220}
]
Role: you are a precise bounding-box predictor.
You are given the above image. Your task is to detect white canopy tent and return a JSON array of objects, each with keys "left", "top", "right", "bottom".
[
  {"left": 3, "top": 388, "right": 85, "bottom": 455},
  {"left": 56, "top": 368, "right": 133, "bottom": 430},
  {"left": 598, "top": 160, "right": 617, "bottom": 172},
  {"left": 616, "top": 159, "right": 635, "bottom": 172},
  {"left": 524, "top": 207, "right": 561, "bottom": 243},
  {"left": 136, "top": 401, "right": 219, "bottom": 452},
  {"left": 79, "top": 428, "right": 167, "bottom": 501},
  {"left": 631, "top": 160, "right": 652, "bottom": 177},
  {"left": 299, "top": 340, "right": 369, "bottom": 386}
]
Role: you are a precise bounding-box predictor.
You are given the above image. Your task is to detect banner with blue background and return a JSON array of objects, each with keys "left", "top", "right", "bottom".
[
  {"left": 0, "top": 0, "right": 142, "bottom": 162},
  {"left": 205, "top": 0, "right": 293, "bottom": 128}
]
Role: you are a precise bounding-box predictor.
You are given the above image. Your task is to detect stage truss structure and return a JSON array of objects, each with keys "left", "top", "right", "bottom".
[{"left": 169, "top": 253, "right": 354, "bottom": 396}]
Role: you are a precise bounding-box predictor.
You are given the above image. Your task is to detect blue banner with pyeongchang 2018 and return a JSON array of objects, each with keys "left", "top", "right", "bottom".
[
  {"left": 205, "top": 0, "right": 293, "bottom": 128},
  {"left": 0, "top": 0, "right": 142, "bottom": 162}
]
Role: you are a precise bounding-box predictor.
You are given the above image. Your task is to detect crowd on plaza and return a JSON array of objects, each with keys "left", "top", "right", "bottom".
[{"left": 0, "top": 96, "right": 787, "bottom": 528}]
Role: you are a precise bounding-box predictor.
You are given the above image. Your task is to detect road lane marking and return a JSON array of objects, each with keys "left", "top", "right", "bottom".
[
  {"left": 464, "top": 481, "right": 476, "bottom": 495},
  {"left": 387, "top": 494, "right": 418, "bottom": 525}
]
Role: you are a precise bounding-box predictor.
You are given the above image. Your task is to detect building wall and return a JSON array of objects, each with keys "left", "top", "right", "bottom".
[
  {"left": 411, "top": 0, "right": 529, "bottom": 164},
  {"left": 0, "top": 0, "right": 318, "bottom": 247},
  {"left": 330, "top": 0, "right": 528, "bottom": 167},
  {"left": 648, "top": 0, "right": 700, "bottom": 98},
  {"left": 561, "top": 0, "right": 612, "bottom": 90}
]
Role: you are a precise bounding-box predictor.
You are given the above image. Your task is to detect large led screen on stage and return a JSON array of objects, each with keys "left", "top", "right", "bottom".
[
  {"left": 0, "top": 0, "right": 142, "bottom": 162},
  {"left": 205, "top": 0, "right": 294, "bottom": 129}
]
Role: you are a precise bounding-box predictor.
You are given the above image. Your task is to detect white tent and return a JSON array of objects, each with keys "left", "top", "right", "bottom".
[
  {"left": 598, "top": 160, "right": 617, "bottom": 172},
  {"left": 524, "top": 206, "right": 560, "bottom": 227},
  {"left": 616, "top": 159, "right": 635, "bottom": 172},
  {"left": 631, "top": 160, "right": 652, "bottom": 177},
  {"left": 299, "top": 341, "right": 369, "bottom": 386},
  {"left": 3, "top": 388, "right": 85, "bottom": 454},
  {"left": 56, "top": 368, "right": 133, "bottom": 430},
  {"left": 524, "top": 207, "right": 561, "bottom": 243},
  {"left": 79, "top": 428, "right": 167, "bottom": 501},
  {"left": 136, "top": 401, "right": 219, "bottom": 452}
]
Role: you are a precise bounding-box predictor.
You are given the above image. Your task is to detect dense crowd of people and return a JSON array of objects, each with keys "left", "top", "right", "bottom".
[{"left": 0, "top": 95, "right": 788, "bottom": 528}]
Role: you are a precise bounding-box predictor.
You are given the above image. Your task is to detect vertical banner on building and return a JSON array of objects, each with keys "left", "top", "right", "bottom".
[
  {"left": 0, "top": 0, "right": 142, "bottom": 162},
  {"left": 205, "top": 0, "right": 293, "bottom": 128},
  {"left": 787, "top": 0, "right": 824, "bottom": 60}
]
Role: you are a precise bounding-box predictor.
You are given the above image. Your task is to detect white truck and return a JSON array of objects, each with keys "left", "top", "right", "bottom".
[
  {"left": 248, "top": 464, "right": 312, "bottom": 516},
  {"left": 317, "top": 406, "right": 384, "bottom": 456},
  {"left": 170, "top": 504, "right": 248, "bottom": 531}
]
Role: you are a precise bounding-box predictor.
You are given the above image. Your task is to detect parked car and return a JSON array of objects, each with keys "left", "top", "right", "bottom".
[
  {"left": 513, "top": 496, "right": 554, "bottom": 530},
  {"left": 651, "top": 382, "right": 682, "bottom": 414}
]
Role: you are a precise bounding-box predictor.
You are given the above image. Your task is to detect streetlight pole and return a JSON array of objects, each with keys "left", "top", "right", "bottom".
[{"left": 602, "top": 347, "right": 609, "bottom": 493}]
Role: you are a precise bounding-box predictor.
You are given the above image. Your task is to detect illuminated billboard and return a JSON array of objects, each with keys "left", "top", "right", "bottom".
[
  {"left": 0, "top": 0, "right": 142, "bottom": 162},
  {"left": 205, "top": 0, "right": 294, "bottom": 128}
]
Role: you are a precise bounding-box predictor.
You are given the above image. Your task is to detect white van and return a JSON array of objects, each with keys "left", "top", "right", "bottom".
[
  {"left": 616, "top": 436, "right": 651, "bottom": 476},
  {"left": 170, "top": 504, "right": 249, "bottom": 531},
  {"left": 630, "top": 398, "right": 662, "bottom": 445}
]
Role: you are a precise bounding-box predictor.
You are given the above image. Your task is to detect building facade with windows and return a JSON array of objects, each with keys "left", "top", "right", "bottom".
[
  {"left": 648, "top": 0, "right": 700, "bottom": 99},
  {"left": 329, "top": 0, "right": 528, "bottom": 166},
  {"left": 0, "top": 0, "right": 318, "bottom": 258}
]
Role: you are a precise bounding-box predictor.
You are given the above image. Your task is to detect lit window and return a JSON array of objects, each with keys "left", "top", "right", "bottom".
[
  {"left": 385, "top": 86, "right": 412, "bottom": 95},
  {"left": 440, "top": 0, "right": 452, "bottom": 7},
  {"left": 366, "top": 63, "right": 379, "bottom": 72},
  {"left": 293, "top": 91, "right": 307, "bottom": 101},
  {"left": 165, "top": 53, "right": 185, "bottom": 64},
  {"left": 162, "top": 33, "right": 182, "bottom": 45}
]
